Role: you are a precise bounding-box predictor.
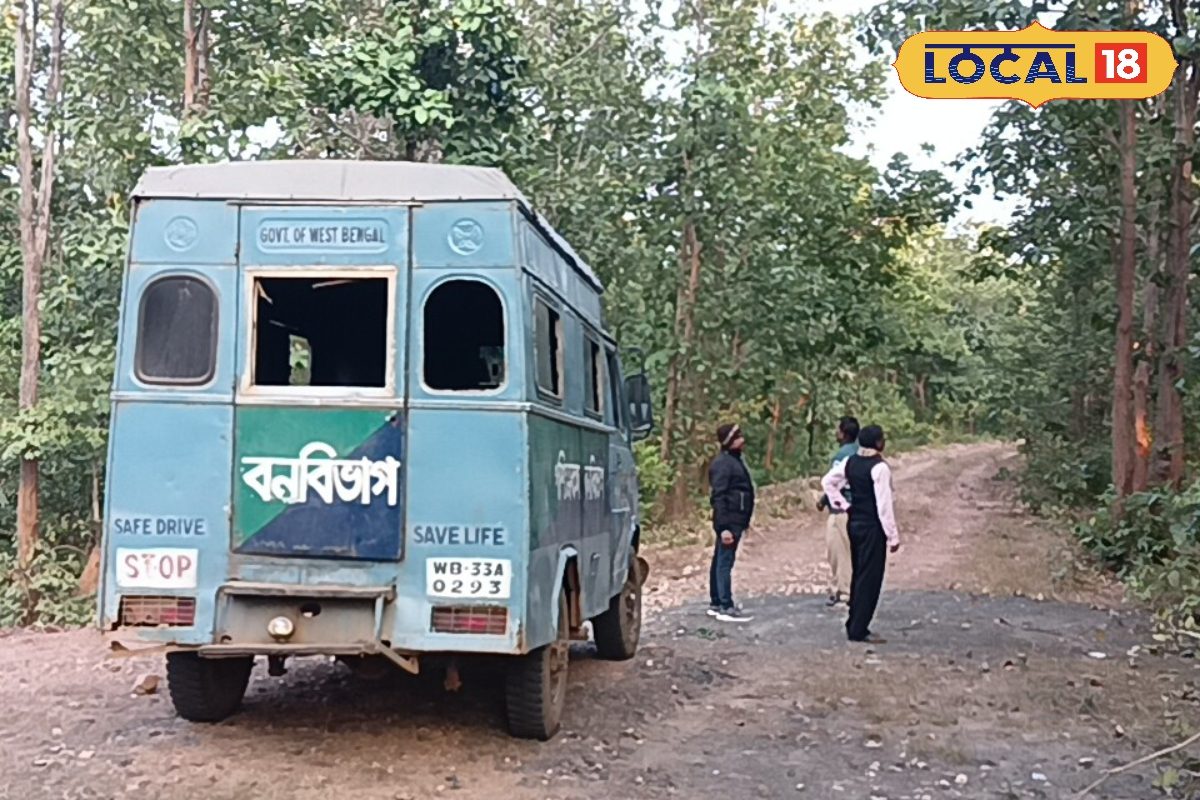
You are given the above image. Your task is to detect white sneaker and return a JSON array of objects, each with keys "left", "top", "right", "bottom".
[
  {"left": 706, "top": 605, "right": 720, "bottom": 617},
  {"left": 715, "top": 607, "right": 753, "bottom": 623}
]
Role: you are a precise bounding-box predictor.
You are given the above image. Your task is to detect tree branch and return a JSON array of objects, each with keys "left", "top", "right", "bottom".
[
  {"left": 1074, "top": 731, "right": 1200, "bottom": 798},
  {"left": 559, "top": 18, "right": 616, "bottom": 70}
]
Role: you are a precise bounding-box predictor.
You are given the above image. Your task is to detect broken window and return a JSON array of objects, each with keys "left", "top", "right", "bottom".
[
  {"left": 584, "top": 336, "right": 604, "bottom": 418},
  {"left": 136, "top": 275, "right": 218, "bottom": 385},
  {"left": 534, "top": 298, "right": 563, "bottom": 399},
  {"left": 252, "top": 276, "right": 388, "bottom": 388},
  {"left": 288, "top": 335, "right": 312, "bottom": 387},
  {"left": 423, "top": 280, "right": 505, "bottom": 391}
]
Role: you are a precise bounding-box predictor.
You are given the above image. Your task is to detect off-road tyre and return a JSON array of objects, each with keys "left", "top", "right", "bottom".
[
  {"left": 166, "top": 651, "right": 254, "bottom": 723},
  {"left": 505, "top": 590, "right": 569, "bottom": 740},
  {"left": 592, "top": 555, "right": 642, "bottom": 660}
]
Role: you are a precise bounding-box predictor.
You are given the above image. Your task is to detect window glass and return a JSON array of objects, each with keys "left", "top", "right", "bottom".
[{"left": 136, "top": 276, "right": 218, "bottom": 384}]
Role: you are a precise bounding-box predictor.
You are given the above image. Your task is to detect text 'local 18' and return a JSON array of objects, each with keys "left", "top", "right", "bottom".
[{"left": 893, "top": 22, "right": 1176, "bottom": 107}]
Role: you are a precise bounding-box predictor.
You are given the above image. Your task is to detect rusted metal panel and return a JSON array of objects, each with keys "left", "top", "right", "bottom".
[{"left": 218, "top": 582, "right": 395, "bottom": 599}]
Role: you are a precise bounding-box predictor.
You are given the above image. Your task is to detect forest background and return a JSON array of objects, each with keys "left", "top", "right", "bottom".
[{"left": 2, "top": 0, "right": 1198, "bottom": 637}]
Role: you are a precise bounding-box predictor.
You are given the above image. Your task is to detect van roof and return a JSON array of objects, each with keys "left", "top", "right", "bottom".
[
  {"left": 132, "top": 159, "right": 603, "bottom": 291},
  {"left": 133, "top": 159, "right": 524, "bottom": 203}
]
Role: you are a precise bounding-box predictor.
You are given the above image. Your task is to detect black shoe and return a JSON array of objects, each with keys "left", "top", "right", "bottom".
[{"left": 849, "top": 633, "right": 887, "bottom": 644}]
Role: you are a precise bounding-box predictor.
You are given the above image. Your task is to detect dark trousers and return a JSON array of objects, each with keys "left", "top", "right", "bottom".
[
  {"left": 708, "top": 526, "right": 743, "bottom": 609},
  {"left": 846, "top": 517, "right": 887, "bottom": 640}
]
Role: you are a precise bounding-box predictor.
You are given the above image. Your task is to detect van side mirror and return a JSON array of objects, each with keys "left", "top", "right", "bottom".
[{"left": 624, "top": 373, "right": 654, "bottom": 441}]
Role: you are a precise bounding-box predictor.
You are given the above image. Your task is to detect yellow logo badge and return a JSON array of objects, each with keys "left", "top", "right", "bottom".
[{"left": 893, "top": 21, "right": 1176, "bottom": 107}]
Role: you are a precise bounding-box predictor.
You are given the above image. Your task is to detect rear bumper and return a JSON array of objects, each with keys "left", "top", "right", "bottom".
[{"left": 104, "top": 580, "right": 525, "bottom": 656}]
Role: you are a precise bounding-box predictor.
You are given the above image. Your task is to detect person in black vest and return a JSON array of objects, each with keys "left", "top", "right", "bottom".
[
  {"left": 707, "top": 423, "right": 755, "bottom": 623},
  {"left": 820, "top": 424, "right": 900, "bottom": 643}
]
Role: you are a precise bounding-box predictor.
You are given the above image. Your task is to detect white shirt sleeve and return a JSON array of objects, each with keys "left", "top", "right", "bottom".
[
  {"left": 821, "top": 459, "right": 850, "bottom": 513},
  {"left": 872, "top": 461, "right": 899, "bottom": 547}
]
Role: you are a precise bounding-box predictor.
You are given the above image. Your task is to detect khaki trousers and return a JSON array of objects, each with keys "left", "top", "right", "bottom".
[{"left": 825, "top": 512, "right": 852, "bottom": 596}]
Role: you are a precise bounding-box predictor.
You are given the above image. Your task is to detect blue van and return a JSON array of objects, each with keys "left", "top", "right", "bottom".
[{"left": 98, "top": 160, "right": 654, "bottom": 740}]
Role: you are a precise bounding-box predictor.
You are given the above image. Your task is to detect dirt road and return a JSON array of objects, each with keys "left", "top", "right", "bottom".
[{"left": 2, "top": 442, "right": 1196, "bottom": 800}]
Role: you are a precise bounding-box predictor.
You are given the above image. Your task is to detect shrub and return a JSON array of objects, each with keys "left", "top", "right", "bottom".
[
  {"left": 634, "top": 440, "right": 673, "bottom": 517},
  {"left": 1076, "top": 483, "right": 1200, "bottom": 638},
  {"left": 0, "top": 546, "right": 95, "bottom": 629}
]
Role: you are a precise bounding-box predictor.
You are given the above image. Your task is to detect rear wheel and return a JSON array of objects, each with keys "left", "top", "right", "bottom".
[
  {"left": 592, "top": 554, "right": 643, "bottom": 660},
  {"left": 505, "top": 590, "right": 569, "bottom": 740},
  {"left": 166, "top": 651, "right": 253, "bottom": 722}
]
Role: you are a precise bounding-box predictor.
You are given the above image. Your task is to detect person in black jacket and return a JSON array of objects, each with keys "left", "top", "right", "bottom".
[{"left": 707, "top": 423, "right": 755, "bottom": 622}]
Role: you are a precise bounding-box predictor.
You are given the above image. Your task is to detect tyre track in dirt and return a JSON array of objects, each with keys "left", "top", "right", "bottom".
[{"left": 0, "top": 442, "right": 1193, "bottom": 800}]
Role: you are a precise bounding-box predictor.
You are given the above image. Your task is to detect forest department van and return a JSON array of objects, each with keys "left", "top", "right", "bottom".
[{"left": 97, "top": 160, "right": 654, "bottom": 740}]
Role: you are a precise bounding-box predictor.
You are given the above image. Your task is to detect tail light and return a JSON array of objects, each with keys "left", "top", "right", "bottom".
[
  {"left": 431, "top": 606, "right": 508, "bottom": 635},
  {"left": 119, "top": 595, "right": 196, "bottom": 627}
]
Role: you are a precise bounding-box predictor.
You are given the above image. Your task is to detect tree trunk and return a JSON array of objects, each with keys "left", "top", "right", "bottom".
[
  {"left": 197, "top": 6, "right": 211, "bottom": 107},
  {"left": 1152, "top": 21, "right": 1199, "bottom": 487},
  {"left": 764, "top": 396, "right": 782, "bottom": 472},
  {"left": 76, "top": 547, "right": 101, "bottom": 598},
  {"left": 805, "top": 392, "right": 818, "bottom": 463},
  {"left": 660, "top": 217, "right": 702, "bottom": 466},
  {"left": 183, "top": 0, "right": 197, "bottom": 111},
  {"left": 14, "top": 0, "right": 66, "bottom": 624},
  {"left": 1069, "top": 293, "right": 1087, "bottom": 440},
  {"left": 782, "top": 394, "right": 809, "bottom": 461},
  {"left": 77, "top": 462, "right": 103, "bottom": 597},
  {"left": 1133, "top": 221, "right": 1161, "bottom": 492},
  {"left": 1111, "top": 96, "right": 1138, "bottom": 501}
]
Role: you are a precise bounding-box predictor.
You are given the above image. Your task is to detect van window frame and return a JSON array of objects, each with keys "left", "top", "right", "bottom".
[
  {"left": 532, "top": 294, "right": 565, "bottom": 404},
  {"left": 419, "top": 276, "right": 508, "bottom": 397},
  {"left": 239, "top": 265, "right": 398, "bottom": 399},
  {"left": 583, "top": 330, "right": 605, "bottom": 421},
  {"left": 605, "top": 346, "right": 625, "bottom": 433},
  {"left": 133, "top": 272, "right": 220, "bottom": 388}
]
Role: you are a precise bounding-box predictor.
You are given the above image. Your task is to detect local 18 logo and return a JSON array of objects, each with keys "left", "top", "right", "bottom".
[{"left": 893, "top": 21, "right": 1176, "bottom": 107}]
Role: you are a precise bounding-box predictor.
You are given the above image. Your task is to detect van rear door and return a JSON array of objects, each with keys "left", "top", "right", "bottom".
[{"left": 229, "top": 206, "right": 410, "bottom": 562}]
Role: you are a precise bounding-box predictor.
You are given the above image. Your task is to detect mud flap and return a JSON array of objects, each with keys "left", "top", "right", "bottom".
[{"left": 635, "top": 556, "right": 650, "bottom": 587}]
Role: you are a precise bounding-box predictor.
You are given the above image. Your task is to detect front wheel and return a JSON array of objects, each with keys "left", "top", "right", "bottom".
[
  {"left": 166, "top": 652, "right": 253, "bottom": 722},
  {"left": 505, "top": 590, "right": 569, "bottom": 740},
  {"left": 592, "top": 555, "right": 643, "bottom": 660}
]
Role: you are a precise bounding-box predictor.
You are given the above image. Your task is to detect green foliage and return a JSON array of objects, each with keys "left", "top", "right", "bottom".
[
  {"left": 633, "top": 441, "right": 673, "bottom": 518},
  {"left": 269, "top": 0, "right": 527, "bottom": 161},
  {"left": 1078, "top": 484, "right": 1200, "bottom": 637},
  {"left": 1018, "top": 435, "right": 1111, "bottom": 514},
  {"left": 0, "top": 548, "right": 95, "bottom": 629}
]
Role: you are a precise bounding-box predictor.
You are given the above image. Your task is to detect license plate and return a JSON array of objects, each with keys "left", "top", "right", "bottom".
[
  {"left": 116, "top": 548, "right": 199, "bottom": 590},
  {"left": 426, "top": 558, "right": 511, "bottom": 599}
]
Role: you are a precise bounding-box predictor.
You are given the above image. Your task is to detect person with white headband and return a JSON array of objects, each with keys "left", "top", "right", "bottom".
[
  {"left": 707, "top": 422, "right": 755, "bottom": 623},
  {"left": 817, "top": 415, "right": 860, "bottom": 608}
]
